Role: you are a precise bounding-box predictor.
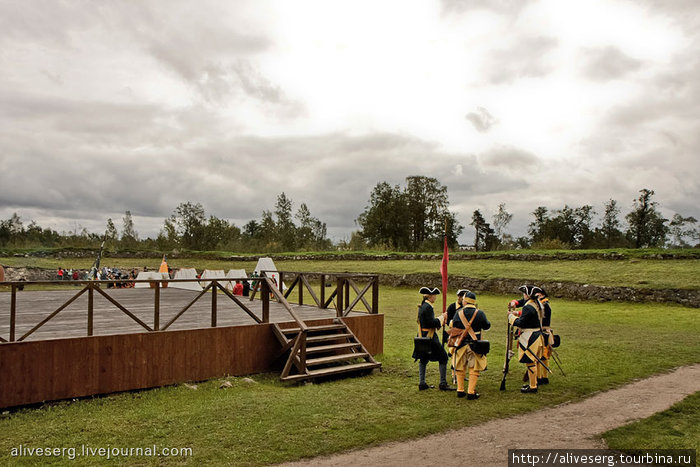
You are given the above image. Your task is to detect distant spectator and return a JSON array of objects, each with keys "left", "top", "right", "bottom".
[
  {"left": 232, "top": 280, "right": 244, "bottom": 296},
  {"left": 57, "top": 267, "right": 64, "bottom": 281},
  {"left": 242, "top": 280, "right": 250, "bottom": 297}
]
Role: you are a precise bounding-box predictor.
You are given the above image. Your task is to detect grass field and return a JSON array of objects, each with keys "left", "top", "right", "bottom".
[
  {"left": 602, "top": 391, "right": 700, "bottom": 452},
  {"left": 0, "top": 286, "right": 698, "bottom": 465},
  {"left": 2, "top": 256, "right": 700, "bottom": 290}
]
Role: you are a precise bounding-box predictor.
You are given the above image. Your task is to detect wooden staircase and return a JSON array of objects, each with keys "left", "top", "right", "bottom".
[{"left": 273, "top": 319, "right": 381, "bottom": 382}]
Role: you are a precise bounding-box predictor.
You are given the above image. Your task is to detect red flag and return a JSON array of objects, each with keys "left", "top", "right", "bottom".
[{"left": 440, "top": 236, "right": 449, "bottom": 314}]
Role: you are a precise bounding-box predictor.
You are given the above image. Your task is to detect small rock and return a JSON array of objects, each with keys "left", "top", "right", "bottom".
[
  {"left": 241, "top": 377, "right": 256, "bottom": 384},
  {"left": 219, "top": 380, "right": 233, "bottom": 389},
  {"left": 184, "top": 383, "right": 198, "bottom": 390}
]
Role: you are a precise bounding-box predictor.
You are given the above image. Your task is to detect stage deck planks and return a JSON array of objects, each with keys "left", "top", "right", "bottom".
[{"left": 0, "top": 287, "right": 364, "bottom": 342}]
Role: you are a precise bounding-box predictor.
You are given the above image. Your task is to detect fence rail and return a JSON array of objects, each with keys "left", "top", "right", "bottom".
[{"left": 0, "top": 272, "right": 379, "bottom": 343}]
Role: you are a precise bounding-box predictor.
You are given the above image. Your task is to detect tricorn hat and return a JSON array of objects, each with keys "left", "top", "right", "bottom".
[
  {"left": 456, "top": 289, "right": 470, "bottom": 297},
  {"left": 419, "top": 287, "right": 440, "bottom": 295},
  {"left": 518, "top": 284, "right": 543, "bottom": 297}
]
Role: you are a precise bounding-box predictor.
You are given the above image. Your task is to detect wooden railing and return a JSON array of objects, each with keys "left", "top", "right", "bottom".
[
  {"left": 0, "top": 277, "right": 299, "bottom": 343},
  {"left": 268, "top": 271, "right": 379, "bottom": 317}
]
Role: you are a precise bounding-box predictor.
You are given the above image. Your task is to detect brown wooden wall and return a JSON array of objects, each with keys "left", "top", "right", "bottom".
[{"left": 0, "top": 314, "right": 383, "bottom": 409}]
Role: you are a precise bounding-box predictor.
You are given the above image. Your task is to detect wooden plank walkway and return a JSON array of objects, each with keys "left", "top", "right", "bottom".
[{"left": 0, "top": 287, "right": 357, "bottom": 342}]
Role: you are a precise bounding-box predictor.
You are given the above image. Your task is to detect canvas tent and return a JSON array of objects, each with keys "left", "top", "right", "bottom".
[
  {"left": 199, "top": 269, "right": 226, "bottom": 288},
  {"left": 171, "top": 268, "right": 202, "bottom": 291},
  {"left": 225, "top": 269, "right": 248, "bottom": 291},
  {"left": 134, "top": 271, "right": 169, "bottom": 288},
  {"left": 253, "top": 257, "right": 284, "bottom": 291}
]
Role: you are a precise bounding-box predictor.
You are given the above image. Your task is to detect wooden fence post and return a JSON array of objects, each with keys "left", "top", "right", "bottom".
[
  {"left": 211, "top": 280, "right": 217, "bottom": 327},
  {"left": 336, "top": 277, "right": 344, "bottom": 317},
  {"left": 154, "top": 281, "right": 160, "bottom": 331},
  {"left": 10, "top": 284, "right": 16, "bottom": 342},
  {"left": 87, "top": 284, "right": 94, "bottom": 336},
  {"left": 320, "top": 274, "right": 326, "bottom": 309},
  {"left": 372, "top": 275, "right": 379, "bottom": 314},
  {"left": 262, "top": 280, "right": 270, "bottom": 323},
  {"left": 298, "top": 274, "right": 304, "bottom": 306}
]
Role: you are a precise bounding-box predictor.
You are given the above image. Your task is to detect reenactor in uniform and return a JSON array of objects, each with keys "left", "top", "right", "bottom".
[
  {"left": 413, "top": 287, "right": 455, "bottom": 391},
  {"left": 509, "top": 286, "right": 554, "bottom": 385},
  {"left": 508, "top": 285, "right": 547, "bottom": 393},
  {"left": 449, "top": 290, "right": 490, "bottom": 399},
  {"left": 443, "top": 289, "right": 466, "bottom": 346}
]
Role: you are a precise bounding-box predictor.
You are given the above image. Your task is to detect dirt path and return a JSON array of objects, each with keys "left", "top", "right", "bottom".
[{"left": 280, "top": 364, "right": 700, "bottom": 466}]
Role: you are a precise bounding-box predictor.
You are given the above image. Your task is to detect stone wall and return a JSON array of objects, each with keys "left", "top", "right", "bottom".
[{"left": 378, "top": 273, "right": 700, "bottom": 308}]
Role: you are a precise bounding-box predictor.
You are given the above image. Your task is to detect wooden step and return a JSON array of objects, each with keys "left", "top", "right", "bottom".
[
  {"left": 306, "top": 333, "right": 353, "bottom": 343},
  {"left": 282, "top": 324, "right": 346, "bottom": 334},
  {"left": 280, "top": 362, "right": 381, "bottom": 382},
  {"left": 306, "top": 352, "right": 369, "bottom": 366},
  {"left": 305, "top": 342, "right": 362, "bottom": 354}
]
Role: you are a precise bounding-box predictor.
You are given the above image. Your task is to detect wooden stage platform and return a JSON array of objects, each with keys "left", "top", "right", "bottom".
[
  {"left": 0, "top": 274, "right": 384, "bottom": 408},
  {"left": 0, "top": 287, "right": 366, "bottom": 342}
]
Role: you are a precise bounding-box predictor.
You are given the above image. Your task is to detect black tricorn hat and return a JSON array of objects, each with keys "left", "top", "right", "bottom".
[
  {"left": 419, "top": 287, "right": 440, "bottom": 295},
  {"left": 456, "top": 289, "right": 470, "bottom": 297},
  {"left": 518, "top": 284, "right": 543, "bottom": 297}
]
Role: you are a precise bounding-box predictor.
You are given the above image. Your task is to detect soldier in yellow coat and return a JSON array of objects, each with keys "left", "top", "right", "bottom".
[
  {"left": 508, "top": 285, "right": 546, "bottom": 393},
  {"left": 450, "top": 290, "right": 490, "bottom": 399}
]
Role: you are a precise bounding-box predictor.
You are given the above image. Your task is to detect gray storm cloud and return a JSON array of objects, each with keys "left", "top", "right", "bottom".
[{"left": 0, "top": 0, "right": 699, "bottom": 243}]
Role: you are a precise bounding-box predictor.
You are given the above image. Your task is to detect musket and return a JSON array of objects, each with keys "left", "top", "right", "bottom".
[
  {"left": 500, "top": 316, "right": 515, "bottom": 391},
  {"left": 520, "top": 341, "right": 552, "bottom": 374},
  {"left": 551, "top": 348, "right": 566, "bottom": 376}
]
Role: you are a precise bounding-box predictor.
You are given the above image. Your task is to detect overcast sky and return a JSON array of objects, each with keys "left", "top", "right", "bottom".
[{"left": 1, "top": 0, "right": 698, "bottom": 244}]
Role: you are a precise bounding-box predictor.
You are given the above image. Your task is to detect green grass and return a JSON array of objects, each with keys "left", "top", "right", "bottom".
[
  {"left": 0, "top": 287, "right": 698, "bottom": 465},
  {"left": 602, "top": 392, "right": 700, "bottom": 452},
  {"left": 2, "top": 256, "right": 700, "bottom": 290}
]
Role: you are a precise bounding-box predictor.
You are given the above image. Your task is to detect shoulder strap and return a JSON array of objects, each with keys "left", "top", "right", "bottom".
[{"left": 456, "top": 308, "right": 479, "bottom": 345}]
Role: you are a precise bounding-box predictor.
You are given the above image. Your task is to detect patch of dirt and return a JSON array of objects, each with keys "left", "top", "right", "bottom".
[{"left": 279, "top": 364, "right": 700, "bottom": 466}]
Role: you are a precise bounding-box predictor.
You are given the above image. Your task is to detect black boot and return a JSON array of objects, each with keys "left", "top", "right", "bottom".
[
  {"left": 467, "top": 392, "right": 480, "bottom": 400},
  {"left": 457, "top": 391, "right": 467, "bottom": 398},
  {"left": 537, "top": 377, "right": 549, "bottom": 385},
  {"left": 521, "top": 386, "right": 538, "bottom": 394},
  {"left": 439, "top": 382, "right": 456, "bottom": 391},
  {"left": 419, "top": 383, "right": 434, "bottom": 391}
]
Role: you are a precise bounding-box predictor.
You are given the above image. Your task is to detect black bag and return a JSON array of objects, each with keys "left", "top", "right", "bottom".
[
  {"left": 413, "top": 336, "right": 433, "bottom": 359},
  {"left": 469, "top": 340, "right": 490, "bottom": 355},
  {"left": 552, "top": 334, "right": 561, "bottom": 348}
]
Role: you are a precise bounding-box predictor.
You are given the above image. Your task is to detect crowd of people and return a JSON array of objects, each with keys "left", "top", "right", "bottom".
[{"left": 413, "top": 284, "right": 558, "bottom": 399}]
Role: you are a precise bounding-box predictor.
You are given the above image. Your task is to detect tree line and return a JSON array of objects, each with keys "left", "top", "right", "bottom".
[{"left": 0, "top": 182, "right": 697, "bottom": 252}]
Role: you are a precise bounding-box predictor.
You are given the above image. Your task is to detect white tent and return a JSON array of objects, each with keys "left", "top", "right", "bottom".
[
  {"left": 253, "top": 257, "right": 284, "bottom": 291},
  {"left": 134, "top": 271, "right": 169, "bottom": 288},
  {"left": 199, "top": 269, "right": 226, "bottom": 288},
  {"left": 171, "top": 268, "right": 202, "bottom": 291},
  {"left": 225, "top": 269, "right": 248, "bottom": 291}
]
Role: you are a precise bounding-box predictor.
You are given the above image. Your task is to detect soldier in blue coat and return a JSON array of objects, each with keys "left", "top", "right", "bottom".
[{"left": 413, "top": 287, "right": 454, "bottom": 391}]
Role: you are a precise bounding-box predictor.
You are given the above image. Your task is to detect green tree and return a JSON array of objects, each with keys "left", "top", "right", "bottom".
[
  {"left": 121, "top": 211, "right": 138, "bottom": 247},
  {"left": 492, "top": 203, "right": 513, "bottom": 247},
  {"left": 295, "top": 203, "right": 330, "bottom": 250},
  {"left": 625, "top": 189, "right": 668, "bottom": 248},
  {"left": 668, "top": 214, "right": 698, "bottom": 247},
  {"left": 471, "top": 210, "right": 498, "bottom": 251},
  {"left": 105, "top": 218, "right": 118, "bottom": 242},
  {"left": 172, "top": 202, "right": 207, "bottom": 250},
  {"left": 600, "top": 199, "right": 623, "bottom": 248},
  {"left": 273, "top": 193, "right": 296, "bottom": 251},
  {"left": 357, "top": 182, "right": 410, "bottom": 250},
  {"left": 404, "top": 176, "right": 461, "bottom": 250}
]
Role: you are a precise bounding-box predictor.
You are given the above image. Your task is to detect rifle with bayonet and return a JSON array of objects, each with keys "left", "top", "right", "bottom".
[{"left": 500, "top": 309, "right": 516, "bottom": 391}]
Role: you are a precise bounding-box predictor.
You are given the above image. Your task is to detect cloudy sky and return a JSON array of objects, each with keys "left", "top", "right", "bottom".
[{"left": 1, "top": 0, "right": 698, "bottom": 244}]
